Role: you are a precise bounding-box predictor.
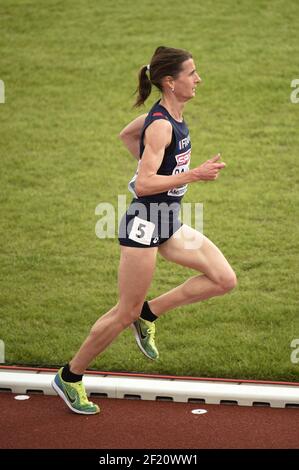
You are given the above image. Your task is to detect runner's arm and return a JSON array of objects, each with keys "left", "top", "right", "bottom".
[
  {"left": 119, "top": 114, "right": 147, "bottom": 160},
  {"left": 135, "top": 120, "right": 226, "bottom": 197}
]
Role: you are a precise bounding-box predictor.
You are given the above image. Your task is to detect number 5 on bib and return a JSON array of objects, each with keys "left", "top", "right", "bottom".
[{"left": 128, "top": 216, "right": 155, "bottom": 246}]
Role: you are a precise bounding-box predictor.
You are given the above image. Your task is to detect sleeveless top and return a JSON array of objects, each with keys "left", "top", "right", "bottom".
[{"left": 128, "top": 100, "right": 191, "bottom": 203}]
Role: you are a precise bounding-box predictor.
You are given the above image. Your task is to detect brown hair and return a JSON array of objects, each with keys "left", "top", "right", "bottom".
[{"left": 134, "top": 46, "right": 192, "bottom": 107}]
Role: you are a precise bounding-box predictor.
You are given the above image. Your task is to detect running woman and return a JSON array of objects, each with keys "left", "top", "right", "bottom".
[{"left": 52, "top": 46, "right": 237, "bottom": 415}]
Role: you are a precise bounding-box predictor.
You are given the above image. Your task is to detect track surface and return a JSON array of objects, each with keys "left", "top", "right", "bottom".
[{"left": 0, "top": 393, "right": 299, "bottom": 449}]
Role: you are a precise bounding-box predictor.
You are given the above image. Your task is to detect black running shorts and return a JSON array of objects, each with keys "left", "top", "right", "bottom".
[{"left": 118, "top": 199, "right": 182, "bottom": 248}]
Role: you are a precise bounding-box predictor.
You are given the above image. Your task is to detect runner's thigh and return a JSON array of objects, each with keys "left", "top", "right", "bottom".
[
  {"left": 158, "top": 224, "right": 235, "bottom": 284},
  {"left": 118, "top": 246, "right": 158, "bottom": 306}
]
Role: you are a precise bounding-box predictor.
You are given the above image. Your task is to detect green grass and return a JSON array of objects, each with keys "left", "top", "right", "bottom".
[{"left": 1, "top": 0, "right": 299, "bottom": 381}]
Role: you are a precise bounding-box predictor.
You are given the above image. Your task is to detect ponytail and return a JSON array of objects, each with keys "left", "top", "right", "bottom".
[
  {"left": 133, "top": 47, "right": 193, "bottom": 108},
  {"left": 133, "top": 65, "right": 152, "bottom": 107}
]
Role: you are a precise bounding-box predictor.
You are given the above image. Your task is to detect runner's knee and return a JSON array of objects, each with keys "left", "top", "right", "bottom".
[
  {"left": 117, "top": 301, "right": 144, "bottom": 327},
  {"left": 217, "top": 269, "right": 237, "bottom": 293}
]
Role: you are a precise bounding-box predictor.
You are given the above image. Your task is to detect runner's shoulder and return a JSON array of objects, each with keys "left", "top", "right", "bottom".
[
  {"left": 144, "top": 118, "right": 172, "bottom": 148},
  {"left": 146, "top": 116, "right": 172, "bottom": 133}
]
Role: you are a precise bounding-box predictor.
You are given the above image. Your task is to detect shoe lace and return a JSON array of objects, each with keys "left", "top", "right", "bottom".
[
  {"left": 146, "top": 322, "right": 156, "bottom": 342},
  {"left": 76, "top": 382, "right": 91, "bottom": 405}
]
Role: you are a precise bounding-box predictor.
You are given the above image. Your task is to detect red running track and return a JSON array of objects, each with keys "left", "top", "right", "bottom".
[{"left": 0, "top": 392, "right": 299, "bottom": 449}]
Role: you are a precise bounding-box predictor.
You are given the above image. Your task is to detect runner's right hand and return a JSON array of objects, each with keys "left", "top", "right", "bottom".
[{"left": 191, "top": 154, "right": 226, "bottom": 181}]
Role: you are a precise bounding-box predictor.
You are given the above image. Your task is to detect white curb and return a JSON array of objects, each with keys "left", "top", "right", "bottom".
[{"left": 1, "top": 370, "right": 299, "bottom": 408}]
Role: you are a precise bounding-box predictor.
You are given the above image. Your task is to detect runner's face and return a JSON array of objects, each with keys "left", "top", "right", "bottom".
[{"left": 173, "top": 58, "right": 201, "bottom": 101}]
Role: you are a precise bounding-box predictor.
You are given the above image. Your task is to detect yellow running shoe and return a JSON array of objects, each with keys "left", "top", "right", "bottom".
[
  {"left": 52, "top": 368, "right": 100, "bottom": 415},
  {"left": 131, "top": 318, "right": 159, "bottom": 360}
]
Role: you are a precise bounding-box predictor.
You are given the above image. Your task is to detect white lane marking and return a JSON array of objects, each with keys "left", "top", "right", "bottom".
[
  {"left": 14, "top": 395, "right": 30, "bottom": 400},
  {"left": 191, "top": 409, "right": 208, "bottom": 415}
]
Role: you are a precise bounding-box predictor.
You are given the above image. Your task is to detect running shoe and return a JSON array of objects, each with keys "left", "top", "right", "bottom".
[
  {"left": 131, "top": 318, "right": 159, "bottom": 360},
  {"left": 52, "top": 367, "right": 100, "bottom": 415}
]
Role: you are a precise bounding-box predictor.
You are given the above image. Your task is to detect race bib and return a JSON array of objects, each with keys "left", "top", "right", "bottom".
[
  {"left": 167, "top": 148, "right": 191, "bottom": 197},
  {"left": 128, "top": 216, "right": 155, "bottom": 246}
]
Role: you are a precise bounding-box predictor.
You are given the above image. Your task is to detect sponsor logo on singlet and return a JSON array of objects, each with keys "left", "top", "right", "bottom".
[{"left": 167, "top": 147, "right": 191, "bottom": 197}]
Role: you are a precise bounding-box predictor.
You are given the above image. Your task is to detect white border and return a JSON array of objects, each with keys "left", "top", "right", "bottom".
[{"left": 1, "top": 370, "right": 299, "bottom": 408}]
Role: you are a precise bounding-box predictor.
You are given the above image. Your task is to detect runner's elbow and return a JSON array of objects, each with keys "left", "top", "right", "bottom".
[
  {"left": 135, "top": 177, "right": 149, "bottom": 197},
  {"left": 135, "top": 179, "right": 144, "bottom": 197}
]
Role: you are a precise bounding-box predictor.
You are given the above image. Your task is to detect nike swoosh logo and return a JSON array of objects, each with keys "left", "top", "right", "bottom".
[
  {"left": 137, "top": 324, "right": 147, "bottom": 340},
  {"left": 63, "top": 384, "right": 77, "bottom": 404}
]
